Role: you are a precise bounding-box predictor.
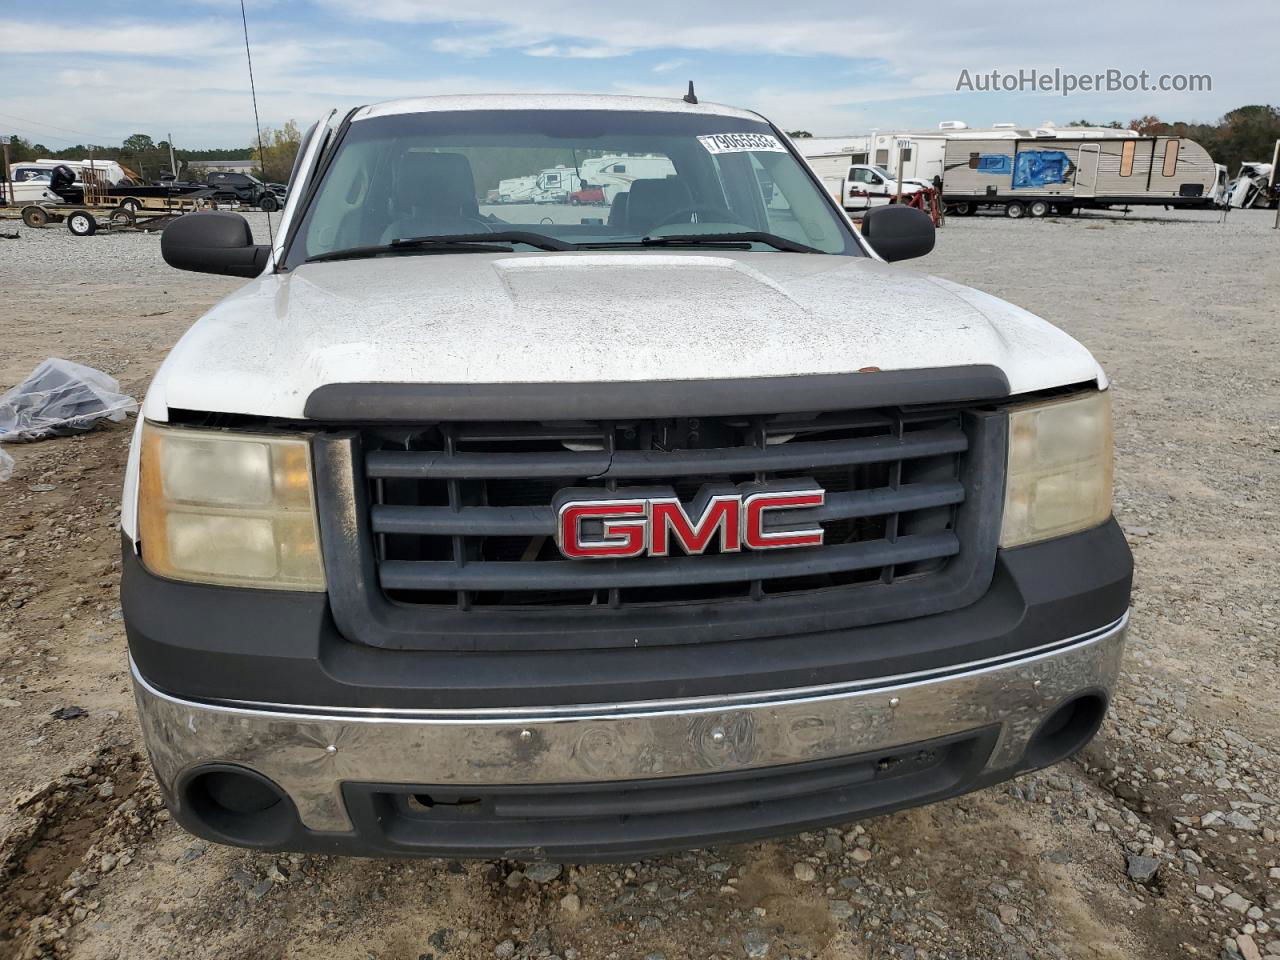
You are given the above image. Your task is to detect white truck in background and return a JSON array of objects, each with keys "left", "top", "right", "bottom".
[{"left": 800, "top": 154, "right": 924, "bottom": 211}]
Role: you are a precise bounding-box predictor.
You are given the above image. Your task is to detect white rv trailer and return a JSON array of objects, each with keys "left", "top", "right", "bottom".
[
  {"left": 496, "top": 175, "right": 537, "bottom": 203},
  {"left": 941, "top": 129, "right": 1220, "bottom": 217},
  {"left": 575, "top": 154, "right": 676, "bottom": 202}
]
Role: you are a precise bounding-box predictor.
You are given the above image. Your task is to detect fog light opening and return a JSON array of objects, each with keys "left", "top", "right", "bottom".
[
  {"left": 1026, "top": 693, "right": 1107, "bottom": 769},
  {"left": 182, "top": 766, "right": 296, "bottom": 847}
]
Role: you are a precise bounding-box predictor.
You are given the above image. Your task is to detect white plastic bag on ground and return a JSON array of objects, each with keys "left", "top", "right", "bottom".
[
  {"left": 0, "top": 358, "right": 138, "bottom": 443},
  {"left": 0, "top": 447, "right": 12, "bottom": 482}
]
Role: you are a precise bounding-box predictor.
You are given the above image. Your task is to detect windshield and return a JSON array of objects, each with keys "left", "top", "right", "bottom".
[{"left": 286, "top": 108, "right": 861, "bottom": 266}]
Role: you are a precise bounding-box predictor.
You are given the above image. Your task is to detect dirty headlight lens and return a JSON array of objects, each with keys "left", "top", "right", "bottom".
[
  {"left": 1000, "top": 390, "right": 1113, "bottom": 548},
  {"left": 137, "top": 422, "right": 325, "bottom": 590}
]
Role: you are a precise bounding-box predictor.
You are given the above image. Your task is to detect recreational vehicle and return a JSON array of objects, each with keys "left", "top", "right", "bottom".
[
  {"left": 941, "top": 130, "right": 1220, "bottom": 217},
  {"left": 497, "top": 175, "right": 537, "bottom": 203}
]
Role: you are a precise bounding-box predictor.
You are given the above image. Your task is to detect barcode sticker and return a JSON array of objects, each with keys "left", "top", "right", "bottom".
[{"left": 697, "top": 133, "right": 787, "bottom": 155}]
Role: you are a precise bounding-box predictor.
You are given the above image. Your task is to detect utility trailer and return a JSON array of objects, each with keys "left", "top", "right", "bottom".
[
  {"left": 942, "top": 131, "right": 1221, "bottom": 218},
  {"left": 9, "top": 189, "right": 212, "bottom": 235}
]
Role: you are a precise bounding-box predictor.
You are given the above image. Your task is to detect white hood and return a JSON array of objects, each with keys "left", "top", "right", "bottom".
[{"left": 144, "top": 250, "right": 1103, "bottom": 420}]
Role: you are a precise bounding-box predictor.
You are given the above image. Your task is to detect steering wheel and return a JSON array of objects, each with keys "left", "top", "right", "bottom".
[{"left": 653, "top": 204, "right": 739, "bottom": 229}]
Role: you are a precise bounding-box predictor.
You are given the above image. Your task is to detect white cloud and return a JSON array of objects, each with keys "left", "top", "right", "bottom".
[
  {"left": 525, "top": 44, "right": 633, "bottom": 59},
  {"left": 652, "top": 58, "right": 689, "bottom": 74},
  {"left": 3, "top": 2, "right": 1271, "bottom": 148},
  {"left": 56, "top": 69, "right": 111, "bottom": 88}
]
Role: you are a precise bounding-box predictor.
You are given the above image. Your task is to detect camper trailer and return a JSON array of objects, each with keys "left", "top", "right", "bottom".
[
  {"left": 866, "top": 132, "right": 948, "bottom": 183},
  {"left": 576, "top": 154, "right": 676, "bottom": 202},
  {"left": 941, "top": 129, "right": 1220, "bottom": 217},
  {"left": 496, "top": 175, "right": 537, "bottom": 203}
]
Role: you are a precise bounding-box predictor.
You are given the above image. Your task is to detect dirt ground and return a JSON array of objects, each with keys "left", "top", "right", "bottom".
[{"left": 1, "top": 207, "right": 1278, "bottom": 960}]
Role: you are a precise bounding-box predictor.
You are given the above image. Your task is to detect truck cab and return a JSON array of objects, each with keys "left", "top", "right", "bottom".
[
  {"left": 124, "top": 93, "right": 1130, "bottom": 862},
  {"left": 842, "top": 164, "right": 923, "bottom": 210}
]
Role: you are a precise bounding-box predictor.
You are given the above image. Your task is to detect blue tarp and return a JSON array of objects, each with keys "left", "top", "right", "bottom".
[
  {"left": 1012, "top": 150, "right": 1072, "bottom": 189},
  {"left": 975, "top": 154, "right": 1012, "bottom": 174}
]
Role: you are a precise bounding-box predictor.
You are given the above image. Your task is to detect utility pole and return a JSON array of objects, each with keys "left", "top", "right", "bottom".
[
  {"left": 168, "top": 133, "right": 178, "bottom": 181},
  {"left": 895, "top": 138, "right": 909, "bottom": 204},
  {"left": 0, "top": 136, "right": 12, "bottom": 208},
  {"left": 1272, "top": 138, "right": 1279, "bottom": 230}
]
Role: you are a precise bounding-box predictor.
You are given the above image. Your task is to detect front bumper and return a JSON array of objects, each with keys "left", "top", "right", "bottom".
[{"left": 133, "top": 613, "right": 1126, "bottom": 861}]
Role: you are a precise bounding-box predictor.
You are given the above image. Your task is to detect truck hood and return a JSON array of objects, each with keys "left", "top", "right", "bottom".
[{"left": 146, "top": 251, "right": 1103, "bottom": 420}]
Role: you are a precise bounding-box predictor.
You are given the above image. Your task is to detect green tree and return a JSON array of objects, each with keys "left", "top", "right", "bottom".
[
  {"left": 787, "top": 130, "right": 813, "bottom": 138},
  {"left": 122, "top": 133, "right": 155, "bottom": 153},
  {"left": 250, "top": 120, "right": 303, "bottom": 182}
]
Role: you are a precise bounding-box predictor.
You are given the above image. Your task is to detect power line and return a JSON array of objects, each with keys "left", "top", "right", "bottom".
[{"left": 0, "top": 111, "right": 119, "bottom": 144}]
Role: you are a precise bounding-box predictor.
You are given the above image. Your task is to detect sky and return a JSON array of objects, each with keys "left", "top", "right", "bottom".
[{"left": 2, "top": 1, "right": 1274, "bottom": 151}]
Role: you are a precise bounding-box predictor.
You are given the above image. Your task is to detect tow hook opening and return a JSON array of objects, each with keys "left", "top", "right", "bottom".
[
  {"left": 182, "top": 765, "right": 297, "bottom": 846},
  {"left": 1025, "top": 692, "right": 1108, "bottom": 769}
]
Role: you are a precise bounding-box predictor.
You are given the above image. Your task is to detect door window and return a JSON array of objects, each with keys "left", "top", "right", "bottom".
[{"left": 1162, "top": 139, "right": 1179, "bottom": 177}]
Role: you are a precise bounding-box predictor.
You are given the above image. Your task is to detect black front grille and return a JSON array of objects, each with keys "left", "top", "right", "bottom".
[
  {"left": 313, "top": 405, "right": 1005, "bottom": 651},
  {"left": 365, "top": 408, "right": 964, "bottom": 607}
]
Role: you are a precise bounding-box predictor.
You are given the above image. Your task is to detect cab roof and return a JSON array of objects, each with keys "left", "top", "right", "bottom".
[{"left": 352, "top": 93, "right": 763, "bottom": 124}]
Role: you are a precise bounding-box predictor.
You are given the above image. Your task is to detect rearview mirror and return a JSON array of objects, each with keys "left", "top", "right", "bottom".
[
  {"left": 161, "top": 211, "right": 270, "bottom": 277},
  {"left": 860, "top": 205, "right": 935, "bottom": 262}
]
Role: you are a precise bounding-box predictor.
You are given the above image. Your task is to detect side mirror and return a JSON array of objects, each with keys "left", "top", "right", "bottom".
[
  {"left": 861, "top": 205, "right": 935, "bottom": 262},
  {"left": 161, "top": 211, "right": 270, "bottom": 277}
]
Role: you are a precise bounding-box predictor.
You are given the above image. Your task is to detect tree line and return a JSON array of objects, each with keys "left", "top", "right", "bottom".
[{"left": 3, "top": 123, "right": 303, "bottom": 182}]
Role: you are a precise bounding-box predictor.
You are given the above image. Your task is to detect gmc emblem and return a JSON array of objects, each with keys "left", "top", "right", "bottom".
[{"left": 554, "top": 484, "right": 825, "bottom": 560}]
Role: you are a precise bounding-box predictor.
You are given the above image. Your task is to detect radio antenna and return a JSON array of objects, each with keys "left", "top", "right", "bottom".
[
  {"left": 239, "top": 0, "right": 276, "bottom": 266},
  {"left": 683, "top": 81, "right": 698, "bottom": 105}
]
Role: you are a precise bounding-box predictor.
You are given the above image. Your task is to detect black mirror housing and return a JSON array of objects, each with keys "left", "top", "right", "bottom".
[
  {"left": 161, "top": 211, "right": 270, "bottom": 277},
  {"left": 860, "top": 205, "right": 936, "bottom": 262}
]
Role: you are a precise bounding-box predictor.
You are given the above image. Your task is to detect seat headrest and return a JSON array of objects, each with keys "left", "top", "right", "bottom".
[
  {"left": 625, "top": 177, "right": 692, "bottom": 232},
  {"left": 393, "top": 151, "right": 479, "bottom": 219}
]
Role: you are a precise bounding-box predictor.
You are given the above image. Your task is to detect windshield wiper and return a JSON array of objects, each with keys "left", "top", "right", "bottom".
[
  {"left": 641, "top": 232, "right": 823, "bottom": 253},
  {"left": 305, "top": 231, "right": 573, "bottom": 264},
  {"left": 394, "top": 231, "right": 574, "bottom": 251},
  {"left": 576, "top": 232, "right": 823, "bottom": 254}
]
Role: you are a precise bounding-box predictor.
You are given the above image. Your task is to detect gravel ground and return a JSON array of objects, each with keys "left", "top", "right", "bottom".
[{"left": 0, "top": 208, "right": 1277, "bottom": 960}]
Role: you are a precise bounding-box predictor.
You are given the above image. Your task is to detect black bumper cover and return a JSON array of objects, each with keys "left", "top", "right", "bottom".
[{"left": 123, "top": 519, "right": 1132, "bottom": 711}]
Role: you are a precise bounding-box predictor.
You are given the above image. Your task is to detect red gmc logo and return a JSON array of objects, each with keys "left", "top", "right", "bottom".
[{"left": 554, "top": 485, "right": 825, "bottom": 560}]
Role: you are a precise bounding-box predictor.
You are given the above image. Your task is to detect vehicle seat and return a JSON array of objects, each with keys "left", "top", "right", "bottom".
[
  {"left": 607, "top": 191, "right": 629, "bottom": 228},
  {"left": 625, "top": 177, "right": 692, "bottom": 233},
  {"left": 380, "top": 151, "right": 490, "bottom": 242}
]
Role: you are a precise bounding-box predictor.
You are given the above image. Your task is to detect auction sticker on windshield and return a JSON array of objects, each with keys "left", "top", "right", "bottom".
[{"left": 697, "top": 133, "right": 787, "bottom": 154}]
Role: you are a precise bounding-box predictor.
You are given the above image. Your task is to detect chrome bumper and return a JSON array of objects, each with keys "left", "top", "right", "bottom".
[{"left": 132, "top": 614, "right": 1126, "bottom": 834}]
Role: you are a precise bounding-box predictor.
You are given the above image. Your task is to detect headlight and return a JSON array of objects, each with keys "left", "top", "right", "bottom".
[
  {"left": 137, "top": 422, "right": 326, "bottom": 590},
  {"left": 1000, "top": 390, "right": 1113, "bottom": 548}
]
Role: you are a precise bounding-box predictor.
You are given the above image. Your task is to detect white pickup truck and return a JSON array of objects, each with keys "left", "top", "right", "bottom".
[
  {"left": 809, "top": 161, "right": 926, "bottom": 211},
  {"left": 123, "top": 93, "right": 1131, "bottom": 862}
]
